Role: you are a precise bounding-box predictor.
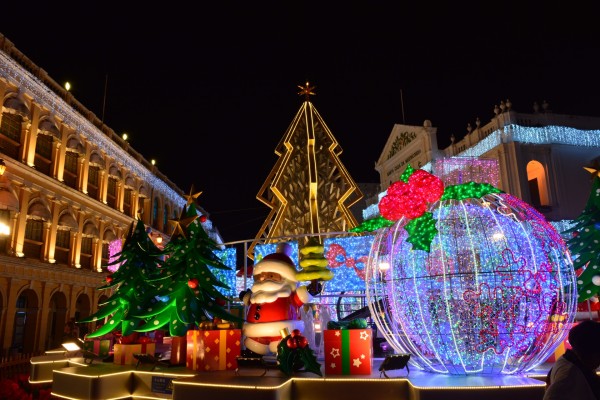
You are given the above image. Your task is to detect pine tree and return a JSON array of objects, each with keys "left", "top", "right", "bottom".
[
  {"left": 133, "top": 193, "right": 243, "bottom": 336},
  {"left": 565, "top": 167, "right": 600, "bottom": 302},
  {"left": 79, "top": 219, "right": 165, "bottom": 337}
]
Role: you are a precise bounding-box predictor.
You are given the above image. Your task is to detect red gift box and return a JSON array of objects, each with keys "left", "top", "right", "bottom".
[
  {"left": 113, "top": 343, "right": 156, "bottom": 365},
  {"left": 186, "top": 329, "right": 241, "bottom": 371},
  {"left": 324, "top": 328, "right": 373, "bottom": 375},
  {"left": 170, "top": 335, "right": 187, "bottom": 365},
  {"left": 82, "top": 339, "right": 111, "bottom": 357}
]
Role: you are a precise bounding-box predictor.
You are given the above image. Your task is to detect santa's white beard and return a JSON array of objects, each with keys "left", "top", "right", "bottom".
[{"left": 250, "top": 280, "right": 296, "bottom": 304}]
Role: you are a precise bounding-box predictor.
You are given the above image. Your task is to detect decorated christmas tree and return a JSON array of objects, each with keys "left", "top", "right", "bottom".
[
  {"left": 133, "top": 190, "right": 243, "bottom": 336},
  {"left": 79, "top": 219, "right": 165, "bottom": 337},
  {"left": 564, "top": 166, "right": 600, "bottom": 302}
]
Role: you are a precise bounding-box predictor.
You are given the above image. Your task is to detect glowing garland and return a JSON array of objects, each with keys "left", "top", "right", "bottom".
[
  {"left": 366, "top": 124, "right": 600, "bottom": 221},
  {"left": 0, "top": 51, "right": 185, "bottom": 208}
]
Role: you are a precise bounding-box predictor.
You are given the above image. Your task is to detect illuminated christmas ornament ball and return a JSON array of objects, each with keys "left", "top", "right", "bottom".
[{"left": 366, "top": 187, "right": 577, "bottom": 375}]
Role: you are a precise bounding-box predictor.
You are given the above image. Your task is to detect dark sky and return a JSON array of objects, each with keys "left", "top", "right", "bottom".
[{"left": 2, "top": 2, "right": 600, "bottom": 242}]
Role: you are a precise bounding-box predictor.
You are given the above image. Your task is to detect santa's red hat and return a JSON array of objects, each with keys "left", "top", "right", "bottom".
[{"left": 253, "top": 243, "right": 297, "bottom": 281}]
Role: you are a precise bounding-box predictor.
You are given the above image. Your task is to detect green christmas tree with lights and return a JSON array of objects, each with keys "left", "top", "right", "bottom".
[
  {"left": 133, "top": 190, "right": 243, "bottom": 336},
  {"left": 564, "top": 166, "right": 600, "bottom": 302},
  {"left": 79, "top": 219, "right": 165, "bottom": 338}
]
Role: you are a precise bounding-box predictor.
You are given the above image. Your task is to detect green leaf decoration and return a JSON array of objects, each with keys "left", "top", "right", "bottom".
[
  {"left": 405, "top": 212, "right": 438, "bottom": 252},
  {"left": 441, "top": 182, "right": 503, "bottom": 201},
  {"left": 400, "top": 164, "right": 415, "bottom": 183},
  {"left": 276, "top": 336, "right": 321, "bottom": 377},
  {"left": 299, "top": 347, "right": 322, "bottom": 377},
  {"left": 277, "top": 338, "right": 295, "bottom": 376},
  {"left": 349, "top": 216, "right": 394, "bottom": 233}
]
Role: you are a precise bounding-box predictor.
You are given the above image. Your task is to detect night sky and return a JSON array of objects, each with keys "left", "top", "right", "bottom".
[{"left": 1, "top": 2, "right": 599, "bottom": 242}]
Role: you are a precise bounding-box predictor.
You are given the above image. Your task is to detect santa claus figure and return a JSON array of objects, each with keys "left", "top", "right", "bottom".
[{"left": 241, "top": 243, "right": 312, "bottom": 356}]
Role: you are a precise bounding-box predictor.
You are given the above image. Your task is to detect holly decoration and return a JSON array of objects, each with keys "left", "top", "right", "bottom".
[
  {"left": 564, "top": 166, "right": 600, "bottom": 301},
  {"left": 350, "top": 164, "right": 502, "bottom": 252},
  {"left": 277, "top": 329, "right": 322, "bottom": 377}
]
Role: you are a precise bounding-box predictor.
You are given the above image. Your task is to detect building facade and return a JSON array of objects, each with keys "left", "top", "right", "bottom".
[
  {"left": 369, "top": 100, "right": 600, "bottom": 226},
  {"left": 0, "top": 35, "right": 203, "bottom": 354}
]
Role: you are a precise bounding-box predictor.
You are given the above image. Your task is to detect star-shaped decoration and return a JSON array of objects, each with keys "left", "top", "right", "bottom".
[
  {"left": 185, "top": 185, "right": 203, "bottom": 206},
  {"left": 353, "top": 358, "right": 362, "bottom": 368},
  {"left": 359, "top": 330, "right": 370, "bottom": 340},
  {"left": 335, "top": 331, "right": 341, "bottom": 337},
  {"left": 584, "top": 164, "right": 600, "bottom": 178},
  {"left": 297, "top": 81, "right": 316, "bottom": 101},
  {"left": 330, "top": 348, "right": 340, "bottom": 358},
  {"left": 168, "top": 207, "right": 199, "bottom": 240},
  {"left": 330, "top": 362, "right": 336, "bottom": 369}
]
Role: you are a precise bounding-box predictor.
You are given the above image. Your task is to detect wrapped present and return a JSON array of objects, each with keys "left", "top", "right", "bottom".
[
  {"left": 186, "top": 329, "right": 241, "bottom": 371},
  {"left": 170, "top": 335, "right": 187, "bottom": 365},
  {"left": 324, "top": 328, "right": 373, "bottom": 375},
  {"left": 149, "top": 329, "right": 166, "bottom": 344},
  {"left": 82, "top": 339, "right": 111, "bottom": 357},
  {"left": 113, "top": 342, "right": 156, "bottom": 365}
]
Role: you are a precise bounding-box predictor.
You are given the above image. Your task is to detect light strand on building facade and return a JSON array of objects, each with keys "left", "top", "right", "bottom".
[{"left": 0, "top": 52, "right": 185, "bottom": 208}]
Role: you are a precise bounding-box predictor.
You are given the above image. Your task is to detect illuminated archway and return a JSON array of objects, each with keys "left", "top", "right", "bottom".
[{"left": 526, "top": 160, "right": 549, "bottom": 208}]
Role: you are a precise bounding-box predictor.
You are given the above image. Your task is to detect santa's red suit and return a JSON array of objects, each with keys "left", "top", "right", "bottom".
[{"left": 242, "top": 245, "right": 311, "bottom": 355}]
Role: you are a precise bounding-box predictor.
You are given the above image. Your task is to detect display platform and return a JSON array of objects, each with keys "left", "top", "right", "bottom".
[{"left": 32, "top": 353, "right": 551, "bottom": 400}]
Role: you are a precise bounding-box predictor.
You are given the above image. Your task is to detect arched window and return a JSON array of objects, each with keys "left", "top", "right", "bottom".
[
  {"left": 0, "top": 113, "right": 23, "bottom": 159},
  {"left": 34, "top": 133, "right": 53, "bottom": 175},
  {"left": 526, "top": 160, "right": 550, "bottom": 209},
  {"left": 88, "top": 152, "right": 105, "bottom": 200},
  {"left": 152, "top": 198, "right": 159, "bottom": 229},
  {"left": 163, "top": 205, "right": 169, "bottom": 230}
]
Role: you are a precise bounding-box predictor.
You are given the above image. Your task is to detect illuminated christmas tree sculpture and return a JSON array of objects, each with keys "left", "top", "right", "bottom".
[
  {"left": 249, "top": 82, "right": 363, "bottom": 257},
  {"left": 565, "top": 165, "right": 600, "bottom": 302},
  {"left": 80, "top": 219, "right": 165, "bottom": 337},
  {"left": 134, "top": 190, "right": 243, "bottom": 336}
]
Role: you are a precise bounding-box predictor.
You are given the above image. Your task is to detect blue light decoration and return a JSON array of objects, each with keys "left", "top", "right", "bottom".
[
  {"left": 249, "top": 238, "right": 374, "bottom": 294},
  {"left": 366, "top": 192, "right": 577, "bottom": 375},
  {"left": 323, "top": 236, "right": 372, "bottom": 292},
  {"left": 212, "top": 247, "right": 237, "bottom": 297}
]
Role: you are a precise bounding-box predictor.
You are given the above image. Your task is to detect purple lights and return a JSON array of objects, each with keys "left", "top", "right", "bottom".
[{"left": 366, "top": 193, "right": 577, "bottom": 375}]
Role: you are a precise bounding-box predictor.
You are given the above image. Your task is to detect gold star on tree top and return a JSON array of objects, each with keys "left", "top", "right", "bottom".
[
  {"left": 584, "top": 160, "right": 600, "bottom": 178},
  {"left": 185, "top": 186, "right": 203, "bottom": 206},
  {"left": 168, "top": 208, "right": 199, "bottom": 240},
  {"left": 298, "top": 81, "right": 316, "bottom": 101}
]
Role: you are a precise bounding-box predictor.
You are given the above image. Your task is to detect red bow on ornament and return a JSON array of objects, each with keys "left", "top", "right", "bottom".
[{"left": 379, "top": 169, "right": 444, "bottom": 221}]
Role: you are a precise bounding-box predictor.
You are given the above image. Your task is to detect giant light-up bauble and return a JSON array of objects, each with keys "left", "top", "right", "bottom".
[{"left": 366, "top": 193, "right": 577, "bottom": 375}]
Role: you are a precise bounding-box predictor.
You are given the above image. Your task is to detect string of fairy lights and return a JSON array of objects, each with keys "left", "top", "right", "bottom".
[
  {"left": 0, "top": 51, "right": 186, "bottom": 208},
  {"left": 366, "top": 191, "right": 577, "bottom": 375},
  {"left": 364, "top": 123, "right": 600, "bottom": 221}
]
